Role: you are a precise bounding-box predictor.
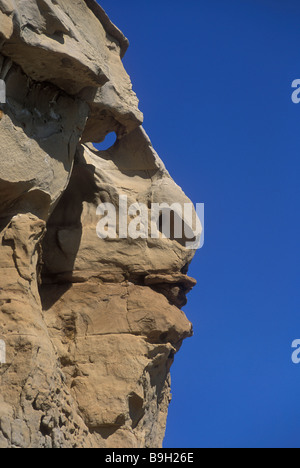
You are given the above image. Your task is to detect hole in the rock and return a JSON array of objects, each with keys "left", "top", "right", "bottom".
[{"left": 94, "top": 132, "right": 117, "bottom": 151}]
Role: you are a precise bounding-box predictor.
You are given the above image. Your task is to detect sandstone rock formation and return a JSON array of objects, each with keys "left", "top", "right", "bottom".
[{"left": 0, "top": 0, "right": 198, "bottom": 448}]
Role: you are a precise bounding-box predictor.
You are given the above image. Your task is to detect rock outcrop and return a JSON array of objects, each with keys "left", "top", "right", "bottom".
[{"left": 0, "top": 0, "right": 198, "bottom": 448}]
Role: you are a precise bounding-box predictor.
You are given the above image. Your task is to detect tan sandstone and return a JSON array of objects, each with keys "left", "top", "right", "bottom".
[{"left": 0, "top": 0, "right": 198, "bottom": 448}]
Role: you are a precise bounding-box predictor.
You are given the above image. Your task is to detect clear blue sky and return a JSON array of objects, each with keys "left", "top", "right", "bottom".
[{"left": 97, "top": 0, "right": 300, "bottom": 448}]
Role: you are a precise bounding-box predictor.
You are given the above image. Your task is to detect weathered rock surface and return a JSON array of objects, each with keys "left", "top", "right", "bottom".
[{"left": 0, "top": 1, "right": 198, "bottom": 448}]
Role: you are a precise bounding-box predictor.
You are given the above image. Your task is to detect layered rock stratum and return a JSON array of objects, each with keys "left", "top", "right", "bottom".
[{"left": 0, "top": 0, "right": 198, "bottom": 448}]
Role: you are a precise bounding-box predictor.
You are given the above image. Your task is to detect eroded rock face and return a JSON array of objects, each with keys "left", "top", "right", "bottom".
[{"left": 0, "top": 1, "right": 197, "bottom": 448}]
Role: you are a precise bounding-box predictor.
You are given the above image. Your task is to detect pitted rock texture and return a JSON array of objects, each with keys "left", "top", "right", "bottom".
[{"left": 0, "top": 1, "right": 197, "bottom": 448}]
